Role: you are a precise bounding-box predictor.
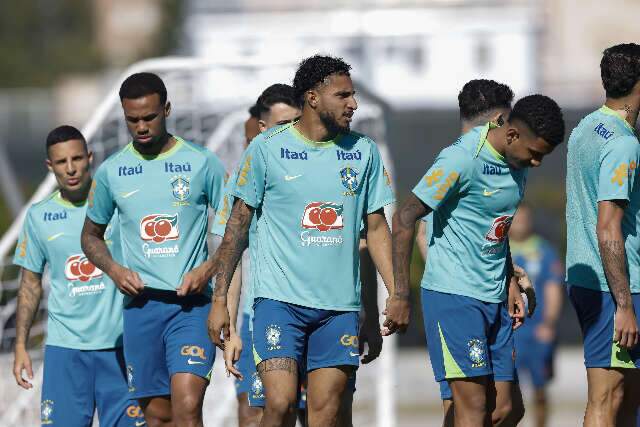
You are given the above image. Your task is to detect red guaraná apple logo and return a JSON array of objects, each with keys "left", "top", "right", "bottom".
[
  {"left": 140, "top": 214, "right": 179, "bottom": 244},
  {"left": 65, "top": 255, "right": 103, "bottom": 282},
  {"left": 485, "top": 215, "right": 513, "bottom": 243},
  {"left": 301, "top": 202, "right": 344, "bottom": 232}
]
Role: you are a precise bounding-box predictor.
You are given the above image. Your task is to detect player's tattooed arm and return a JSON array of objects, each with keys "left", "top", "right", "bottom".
[
  {"left": 597, "top": 200, "right": 639, "bottom": 349},
  {"left": 209, "top": 198, "right": 253, "bottom": 350},
  {"left": 81, "top": 217, "right": 144, "bottom": 296},
  {"left": 13, "top": 268, "right": 42, "bottom": 389}
]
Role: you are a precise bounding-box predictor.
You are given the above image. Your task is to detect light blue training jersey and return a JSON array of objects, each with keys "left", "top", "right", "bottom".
[
  {"left": 231, "top": 122, "right": 394, "bottom": 311},
  {"left": 87, "top": 136, "right": 227, "bottom": 293},
  {"left": 566, "top": 106, "right": 640, "bottom": 293},
  {"left": 413, "top": 124, "right": 527, "bottom": 303},
  {"left": 14, "top": 191, "right": 124, "bottom": 349}
]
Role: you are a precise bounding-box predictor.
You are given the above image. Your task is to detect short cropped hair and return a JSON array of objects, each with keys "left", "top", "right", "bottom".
[
  {"left": 293, "top": 55, "right": 351, "bottom": 104},
  {"left": 458, "top": 79, "right": 514, "bottom": 121},
  {"left": 601, "top": 43, "right": 640, "bottom": 99},
  {"left": 46, "top": 125, "right": 87, "bottom": 152},
  {"left": 119, "top": 72, "right": 167, "bottom": 104},
  {"left": 509, "top": 95, "right": 565, "bottom": 146},
  {"left": 256, "top": 84, "right": 299, "bottom": 119}
]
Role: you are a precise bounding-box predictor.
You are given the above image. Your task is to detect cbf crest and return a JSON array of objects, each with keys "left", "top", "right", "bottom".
[
  {"left": 170, "top": 175, "right": 190, "bottom": 206},
  {"left": 468, "top": 339, "right": 486, "bottom": 368},
  {"left": 127, "top": 365, "right": 135, "bottom": 392},
  {"left": 265, "top": 324, "right": 282, "bottom": 350},
  {"left": 340, "top": 167, "right": 359, "bottom": 196},
  {"left": 251, "top": 372, "right": 265, "bottom": 399},
  {"left": 41, "top": 400, "right": 54, "bottom": 425}
]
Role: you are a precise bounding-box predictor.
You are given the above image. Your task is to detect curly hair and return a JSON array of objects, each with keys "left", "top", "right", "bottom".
[
  {"left": 256, "top": 84, "right": 299, "bottom": 118},
  {"left": 293, "top": 55, "right": 351, "bottom": 103},
  {"left": 119, "top": 72, "right": 167, "bottom": 104},
  {"left": 458, "top": 79, "right": 514, "bottom": 121},
  {"left": 509, "top": 94, "right": 565, "bottom": 146},
  {"left": 601, "top": 43, "right": 640, "bottom": 99}
]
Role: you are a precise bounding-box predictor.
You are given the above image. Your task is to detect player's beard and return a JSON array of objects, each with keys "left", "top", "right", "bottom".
[{"left": 319, "top": 111, "right": 350, "bottom": 135}]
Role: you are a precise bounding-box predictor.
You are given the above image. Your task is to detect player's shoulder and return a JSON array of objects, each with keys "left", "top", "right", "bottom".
[
  {"left": 98, "top": 143, "right": 135, "bottom": 173},
  {"left": 263, "top": 122, "right": 292, "bottom": 142},
  {"left": 26, "top": 192, "right": 59, "bottom": 220}
]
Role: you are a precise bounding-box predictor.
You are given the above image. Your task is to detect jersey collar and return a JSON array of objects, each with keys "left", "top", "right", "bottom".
[
  {"left": 52, "top": 190, "right": 87, "bottom": 209},
  {"left": 474, "top": 122, "right": 506, "bottom": 163},
  {"left": 289, "top": 122, "right": 342, "bottom": 149},
  {"left": 599, "top": 105, "right": 635, "bottom": 132},
  {"left": 128, "top": 135, "right": 184, "bottom": 160}
]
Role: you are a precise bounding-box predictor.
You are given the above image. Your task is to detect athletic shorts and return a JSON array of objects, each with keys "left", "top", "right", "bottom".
[
  {"left": 422, "top": 288, "right": 516, "bottom": 383},
  {"left": 123, "top": 289, "right": 215, "bottom": 399},
  {"left": 514, "top": 335, "right": 555, "bottom": 388},
  {"left": 41, "top": 345, "right": 142, "bottom": 427},
  {"left": 252, "top": 298, "right": 359, "bottom": 372},
  {"left": 568, "top": 285, "right": 640, "bottom": 369}
]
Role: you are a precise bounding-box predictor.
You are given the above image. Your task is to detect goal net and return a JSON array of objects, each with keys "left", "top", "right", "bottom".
[{"left": 0, "top": 57, "right": 396, "bottom": 427}]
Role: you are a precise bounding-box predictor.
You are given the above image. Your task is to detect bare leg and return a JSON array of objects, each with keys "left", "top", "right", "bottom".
[
  {"left": 140, "top": 396, "right": 174, "bottom": 427},
  {"left": 584, "top": 367, "right": 624, "bottom": 427},
  {"left": 258, "top": 358, "right": 299, "bottom": 427},
  {"left": 237, "top": 392, "right": 263, "bottom": 427},
  {"left": 442, "top": 399, "right": 454, "bottom": 427},
  {"left": 450, "top": 377, "right": 491, "bottom": 427},
  {"left": 170, "top": 373, "right": 208, "bottom": 427},
  {"left": 306, "top": 366, "right": 352, "bottom": 427}
]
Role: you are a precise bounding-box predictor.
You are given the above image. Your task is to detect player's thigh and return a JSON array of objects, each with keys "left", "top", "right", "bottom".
[
  {"left": 41, "top": 345, "right": 94, "bottom": 427},
  {"left": 336, "top": 388, "right": 354, "bottom": 427},
  {"left": 306, "top": 366, "right": 352, "bottom": 413},
  {"left": 306, "top": 309, "right": 360, "bottom": 372},
  {"left": 421, "top": 289, "right": 495, "bottom": 381},
  {"left": 139, "top": 396, "right": 172, "bottom": 424},
  {"left": 170, "top": 372, "right": 208, "bottom": 415},
  {"left": 449, "top": 376, "right": 490, "bottom": 411},
  {"left": 123, "top": 293, "right": 172, "bottom": 399},
  {"left": 258, "top": 357, "right": 300, "bottom": 405},
  {"left": 94, "top": 347, "right": 143, "bottom": 427},
  {"left": 164, "top": 294, "right": 215, "bottom": 391}
]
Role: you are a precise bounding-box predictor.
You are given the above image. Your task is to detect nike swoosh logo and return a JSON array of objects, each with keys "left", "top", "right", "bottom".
[
  {"left": 483, "top": 189, "right": 500, "bottom": 196},
  {"left": 121, "top": 189, "right": 140, "bottom": 199},
  {"left": 47, "top": 232, "right": 65, "bottom": 241},
  {"left": 187, "top": 358, "right": 205, "bottom": 365},
  {"left": 349, "top": 351, "right": 359, "bottom": 357},
  {"left": 135, "top": 422, "right": 146, "bottom": 427},
  {"left": 284, "top": 174, "right": 303, "bottom": 181}
]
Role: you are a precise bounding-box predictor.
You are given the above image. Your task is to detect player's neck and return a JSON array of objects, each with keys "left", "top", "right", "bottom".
[
  {"left": 605, "top": 95, "right": 640, "bottom": 128},
  {"left": 485, "top": 126, "right": 507, "bottom": 158},
  {"left": 133, "top": 133, "right": 176, "bottom": 157},
  {"left": 295, "top": 113, "right": 339, "bottom": 142},
  {"left": 60, "top": 179, "right": 91, "bottom": 206}
]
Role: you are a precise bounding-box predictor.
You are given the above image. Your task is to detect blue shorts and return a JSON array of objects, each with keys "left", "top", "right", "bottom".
[
  {"left": 422, "top": 288, "right": 516, "bottom": 382},
  {"left": 568, "top": 285, "right": 640, "bottom": 369},
  {"left": 41, "top": 345, "right": 142, "bottom": 427},
  {"left": 253, "top": 298, "right": 360, "bottom": 372},
  {"left": 123, "top": 289, "right": 215, "bottom": 399},
  {"left": 439, "top": 381, "right": 452, "bottom": 400},
  {"left": 514, "top": 333, "right": 555, "bottom": 388}
]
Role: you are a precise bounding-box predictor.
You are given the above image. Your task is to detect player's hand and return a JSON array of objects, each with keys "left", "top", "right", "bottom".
[
  {"left": 382, "top": 295, "right": 410, "bottom": 336},
  {"left": 224, "top": 332, "right": 243, "bottom": 380},
  {"left": 13, "top": 345, "right": 34, "bottom": 390},
  {"left": 535, "top": 323, "right": 555, "bottom": 343},
  {"left": 513, "top": 264, "right": 536, "bottom": 317},
  {"left": 359, "top": 319, "right": 383, "bottom": 364},
  {"left": 208, "top": 296, "right": 230, "bottom": 350},
  {"left": 177, "top": 262, "right": 211, "bottom": 296},
  {"left": 508, "top": 278, "right": 526, "bottom": 330},
  {"left": 614, "top": 306, "right": 639, "bottom": 349},
  {"left": 109, "top": 264, "right": 144, "bottom": 296}
]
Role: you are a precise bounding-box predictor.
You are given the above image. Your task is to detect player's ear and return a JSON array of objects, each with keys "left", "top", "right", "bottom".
[
  {"left": 506, "top": 127, "right": 519, "bottom": 145},
  {"left": 164, "top": 101, "right": 171, "bottom": 118},
  {"left": 88, "top": 150, "right": 94, "bottom": 166},
  {"left": 258, "top": 120, "right": 267, "bottom": 133},
  {"left": 45, "top": 157, "right": 53, "bottom": 173},
  {"left": 307, "top": 90, "right": 318, "bottom": 109}
]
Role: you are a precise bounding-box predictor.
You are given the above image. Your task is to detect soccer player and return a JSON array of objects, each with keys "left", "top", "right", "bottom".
[
  {"left": 216, "top": 83, "right": 302, "bottom": 427},
  {"left": 12, "top": 125, "right": 141, "bottom": 426},
  {"left": 565, "top": 43, "right": 640, "bottom": 426},
  {"left": 393, "top": 94, "right": 565, "bottom": 427},
  {"left": 209, "top": 55, "right": 405, "bottom": 427},
  {"left": 416, "top": 79, "right": 526, "bottom": 427},
  {"left": 81, "top": 72, "right": 227, "bottom": 427},
  {"left": 509, "top": 203, "right": 563, "bottom": 427}
]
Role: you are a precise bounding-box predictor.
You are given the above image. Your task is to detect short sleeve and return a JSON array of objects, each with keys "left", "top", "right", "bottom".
[
  {"left": 211, "top": 172, "right": 235, "bottom": 237},
  {"left": 412, "top": 145, "right": 471, "bottom": 211},
  {"left": 365, "top": 142, "right": 395, "bottom": 214},
  {"left": 13, "top": 210, "right": 46, "bottom": 273},
  {"left": 87, "top": 163, "right": 116, "bottom": 225},
  {"left": 231, "top": 140, "right": 267, "bottom": 209},
  {"left": 205, "top": 152, "right": 228, "bottom": 213},
  {"left": 597, "top": 136, "right": 640, "bottom": 202}
]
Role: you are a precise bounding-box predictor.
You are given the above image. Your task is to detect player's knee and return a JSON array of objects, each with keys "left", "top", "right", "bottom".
[
  {"left": 143, "top": 411, "right": 173, "bottom": 427},
  {"left": 171, "top": 392, "right": 203, "bottom": 422},
  {"left": 238, "top": 403, "right": 263, "bottom": 427},
  {"left": 264, "top": 394, "right": 297, "bottom": 421}
]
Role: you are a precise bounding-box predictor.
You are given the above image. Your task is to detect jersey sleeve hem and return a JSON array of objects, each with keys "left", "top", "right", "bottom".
[
  {"left": 86, "top": 210, "right": 110, "bottom": 225},
  {"left": 412, "top": 189, "right": 438, "bottom": 212},
  {"left": 230, "top": 190, "right": 259, "bottom": 210},
  {"left": 12, "top": 259, "right": 44, "bottom": 274},
  {"left": 366, "top": 197, "right": 395, "bottom": 214}
]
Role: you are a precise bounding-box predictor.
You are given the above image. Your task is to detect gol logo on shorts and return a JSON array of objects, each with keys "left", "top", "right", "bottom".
[
  {"left": 181, "top": 345, "right": 206, "bottom": 360},
  {"left": 126, "top": 405, "right": 143, "bottom": 418},
  {"left": 340, "top": 335, "right": 358, "bottom": 348}
]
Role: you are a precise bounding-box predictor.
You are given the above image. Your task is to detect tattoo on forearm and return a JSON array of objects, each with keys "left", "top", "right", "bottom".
[
  {"left": 599, "top": 239, "right": 632, "bottom": 309},
  {"left": 15, "top": 271, "right": 43, "bottom": 346},
  {"left": 80, "top": 218, "right": 114, "bottom": 274},
  {"left": 392, "top": 196, "right": 427, "bottom": 299},
  {"left": 213, "top": 200, "right": 252, "bottom": 298},
  {"left": 257, "top": 357, "right": 297, "bottom": 374}
]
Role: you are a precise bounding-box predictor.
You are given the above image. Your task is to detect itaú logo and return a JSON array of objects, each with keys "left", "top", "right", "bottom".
[
  {"left": 140, "top": 214, "right": 179, "bottom": 244},
  {"left": 64, "top": 255, "right": 103, "bottom": 282}
]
